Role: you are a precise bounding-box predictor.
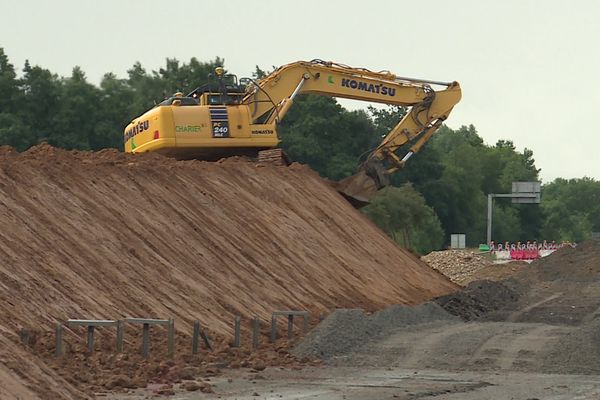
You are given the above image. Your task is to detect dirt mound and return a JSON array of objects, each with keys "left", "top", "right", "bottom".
[
  {"left": 0, "top": 144, "right": 457, "bottom": 399},
  {"left": 513, "top": 240, "right": 600, "bottom": 283}
]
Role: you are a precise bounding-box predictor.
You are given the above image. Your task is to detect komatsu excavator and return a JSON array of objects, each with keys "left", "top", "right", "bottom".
[{"left": 124, "top": 60, "right": 461, "bottom": 206}]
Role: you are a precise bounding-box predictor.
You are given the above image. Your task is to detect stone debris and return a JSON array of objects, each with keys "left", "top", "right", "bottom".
[{"left": 422, "top": 250, "right": 493, "bottom": 285}]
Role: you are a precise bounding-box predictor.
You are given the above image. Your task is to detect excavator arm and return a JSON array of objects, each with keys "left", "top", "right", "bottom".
[{"left": 243, "top": 60, "right": 461, "bottom": 206}]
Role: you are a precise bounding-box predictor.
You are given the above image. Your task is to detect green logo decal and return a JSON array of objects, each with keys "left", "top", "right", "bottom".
[
  {"left": 131, "top": 138, "right": 136, "bottom": 150},
  {"left": 176, "top": 125, "right": 202, "bottom": 133},
  {"left": 327, "top": 75, "right": 334, "bottom": 84}
]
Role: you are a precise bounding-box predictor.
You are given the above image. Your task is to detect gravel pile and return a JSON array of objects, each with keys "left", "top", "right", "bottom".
[
  {"left": 422, "top": 249, "right": 528, "bottom": 286},
  {"left": 293, "top": 303, "right": 458, "bottom": 360},
  {"left": 434, "top": 280, "right": 520, "bottom": 321},
  {"left": 422, "top": 250, "right": 493, "bottom": 285}
]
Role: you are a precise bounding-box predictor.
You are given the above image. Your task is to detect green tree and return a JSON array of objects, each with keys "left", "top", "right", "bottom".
[
  {"left": 397, "top": 125, "right": 542, "bottom": 246},
  {"left": 0, "top": 48, "right": 21, "bottom": 114},
  {"left": 362, "top": 184, "right": 444, "bottom": 254},
  {"left": 155, "top": 56, "right": 224, "bottom": 95},
  {"left": 0, "top": 113, "right": 33, "bottom": 151},
  {"left": 126, "top": 57, "right": 224, "bottom": 119},
  {"left": 19, "top": 60, "right": 62, "bottom": 147},
  {"left": 279, "top": 94, "right": 379, "bottom": 180},
  {"left": 0, "top": 49, "right": 31, "bottom": 150},
  {"left": 368, "top": 105, "right": 407, "bottom": 136},
  {"left": 94, "top": 72, "right": 136, "bottom": 149},
  {"left": 52, "top": 66, "right": 102, "bottom": 149},
  {"left": 541, "top": 177, "right": 600, "bottom": 242},
  {"left": 252, "top": 65, "right": 269, "bottom": 79}
]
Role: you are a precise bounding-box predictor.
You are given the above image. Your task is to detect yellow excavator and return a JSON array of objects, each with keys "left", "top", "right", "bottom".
[{"left": 124, "top": 60, "right": 461, "bottom": 206}]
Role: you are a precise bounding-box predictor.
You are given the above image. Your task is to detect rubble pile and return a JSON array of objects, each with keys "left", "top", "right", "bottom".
[{"left": 421, "top": 250, "right": 493, "bottom": 285}]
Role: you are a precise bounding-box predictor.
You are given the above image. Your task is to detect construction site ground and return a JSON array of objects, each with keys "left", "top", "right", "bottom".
[
  {"left": 3, "top": 145, "right": 600, "bottom": 399},
  {"left": 108, "top": 367, "right": 600, "bottom": 399}
]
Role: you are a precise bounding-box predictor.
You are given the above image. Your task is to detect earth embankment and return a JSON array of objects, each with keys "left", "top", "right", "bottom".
[{"left": 0, "top": 145, "right": 457, "bottom": 399}]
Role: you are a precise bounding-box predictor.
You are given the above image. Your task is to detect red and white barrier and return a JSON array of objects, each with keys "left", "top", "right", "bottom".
[{"left": 493, "top": 249, "right": 556, "bottom": 261}]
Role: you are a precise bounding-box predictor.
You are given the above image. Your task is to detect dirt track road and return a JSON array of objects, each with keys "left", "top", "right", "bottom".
[
  {"left": 343, "top": 320, "right": 575, "bottom": 372},
  {"left": 109, "top": 366, "right": 600, "bottom": 400}
]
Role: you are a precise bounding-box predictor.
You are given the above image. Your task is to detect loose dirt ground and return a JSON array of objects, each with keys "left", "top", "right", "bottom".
[
  {"left": 0, "top": 145, "right": 457, "bottom": 399},
  {"left": 108, "top": 366, "right": 600, "bottom": 400}
]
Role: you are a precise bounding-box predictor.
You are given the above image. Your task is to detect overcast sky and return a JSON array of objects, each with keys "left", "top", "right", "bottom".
[{"left": 1, "top": 0, "right": 598, "bottom": 182}]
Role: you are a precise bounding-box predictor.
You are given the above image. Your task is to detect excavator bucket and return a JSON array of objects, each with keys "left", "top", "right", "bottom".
[
  {"left": 336, "top": 159, "right": 390, "bottom": 208},
  {"left": 336, "top": 170, "right": 379, "bottom": 208}
]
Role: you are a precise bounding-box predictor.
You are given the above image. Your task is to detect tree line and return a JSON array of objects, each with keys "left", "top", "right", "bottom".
[{"left": 0, "top": 48, "right": 597, "bottom": 253}]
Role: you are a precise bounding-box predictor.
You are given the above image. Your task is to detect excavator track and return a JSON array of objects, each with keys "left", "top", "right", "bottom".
[{"left": 258, "top": 148, "right": 291, "bottom": 166}]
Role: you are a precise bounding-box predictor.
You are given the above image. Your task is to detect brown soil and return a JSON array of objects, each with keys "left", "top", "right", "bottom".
[{"left": 0, "top": 144, "right": 457, "bottom": 399}]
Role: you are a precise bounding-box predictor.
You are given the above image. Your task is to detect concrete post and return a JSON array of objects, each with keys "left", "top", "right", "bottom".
[
  {"left": 302, "top": 314, "right": 309, "bottom": 333},
  {"left": 234, "top": 316, "right": 241, "bottom": 347},
  {"left": 287, "top": 314, "right": 294, "bottom": 340},
  {"left": 87, "top": 325, "right": 95, "bottom": 353},
  {"left": 270, "top": 314, "right": 278, "bottom": 343},
  {"left": 55, "top": 323, "right": 63, "bottom": 357},
  {"left": 116, "top": 320, "right": 124, "bottom": 352},
  {"left": 20, "top": 329, "right": 30, "bottom": 347},
  {"left": 487, "top": 194, "right": 493, "bottom": 244},
  {"left": 192, "top": 321, "right": 200, "bottom": 354},
  {"left": 167, "top": 319, "right": 174, "bottom": 358},
  {"left": 200, "top": 326, "right": 213, "bottom": 351},
  {"left": 142, "top": 323, "right": 150, "bottom": 359},
  {"left": 251, "top": 317, "right": 260, "bottom": 349}
]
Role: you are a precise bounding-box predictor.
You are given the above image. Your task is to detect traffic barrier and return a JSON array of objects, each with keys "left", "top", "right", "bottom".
[
  {"left": 494, "top": 248, "right": 556, "bottom": 261},
  {"left": 495, "top": 250, "right": 511, "bottom": 260}
]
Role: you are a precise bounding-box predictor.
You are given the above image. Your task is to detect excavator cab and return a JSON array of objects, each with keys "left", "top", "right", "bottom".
[
  {"left": 186, "top": 86, "right": 245, "bottom": 106},
  {"left": 187, "top": 67, "right": 246, "bottom": 106}
]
